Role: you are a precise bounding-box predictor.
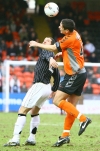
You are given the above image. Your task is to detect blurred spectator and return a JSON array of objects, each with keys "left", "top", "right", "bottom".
[
  {"left": 7, "top": 43, "right": 16, "bottom": 56},
  {"left": 23, "top": 65, "right": 32, "bottom": 73},
  {"left": 63, "top": 2, "right": 74, "bottom": 14},
  {"left": 17, "top": 42, "right": 26, "bottom": 55},
  {"left": 0, "top": 6, "right": 6, "bottom": 26},
  {"left": 83, "top": 82, "right": 93, "bottom": 94},
  {"left": 21, "top": 82, "right": 27, "bottom": 92},
  {"left": 83, "top": 39, "right": 96, "bottom": 56},
  {"left": 90, "top": 74, "right": 97, "bottom": 84},
  {"left": 84, "top": 53, "right": 89, "bottom": 62},
  {"left": 22, "top": 40, "right": 28, "bottom": 51},
  {"left": 28, "top": 31, "right": 38, "bottom": 41},
  {"left": 50, "top": 18, "right": 60, "bottom": 38},
  {"left": 97, "top": 67, "right": 100, "bottom": 74},
  {"left": 10, "top": 20, "right": 17, "bottom": 32},
  {"left": 19, "top": 25, "right": 28, "bottom": 41},
  {"left": 10, "top": 75, "right": 21, "bottom": 93},
  {"left": 76, "top": 15, "right": 85, "bottom": 28},
  {"left": 0, "top": 39, "right": 7, "bottom": 51},
  {"left": 32, "top": 46, "right": 40, "bottom": 59},
  {"left": 88, "top": 52, "right": 98, "bottom": 63},
  {"left": 97, "top": 77, "right": 100, "bottom": 85},
  {"left": 87, "top": 67, "right": 94, "bottom": 79},
  {"left": 4, "top": 28, "right": 13, "bottom": 42},
  {"left": 22, "top": 14, "right": 34, "bottom": 27},
  {"left": 13, "top": 40, "right": 19, "bottom": 54},
  {"left": 17, "top": 52, "right": 27, "bottom": 61},
  {"left": 81, "top": 30, "right": 91, "bottom": 45}
]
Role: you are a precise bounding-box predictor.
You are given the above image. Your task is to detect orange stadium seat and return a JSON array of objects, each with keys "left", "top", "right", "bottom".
[
  {"left": 17, "top": 55, "right": 24, "bottom": 61},
  {"left": 1, "top": 50, "right": 7, "bottom": 61},
  {"left": 10, "top": 67, "right": 14, "bottom": 75},
  {"left": 14, "top": 67, "right": 22, "bottom": 72},
  {"left": 26, "top": 82, "right": 32, "bottom": 89},
  {"left": 93, "top": 88, "right": 100, "bottom": 95},
  {"left": 71, "top": 1, "right": 78, "bottom": 10},
  {"left": 24, "top": 77, "right": 33, "bottom": 83},
  {"left": 78, "top": 2, "right": 86, "bottom": 11},
  {"left": 93, "top": 66, "right": 98, "bottom": 73},
  {"left": 31, "top": 72, "right": 34, "bottom": 78},
  {"left": 12, "top": 31, "right": 20, "bottom": 41},
  {"left": 10, "top": 56, "right": 16, "bottom": 61},
  {"left": 95, "top": 74, "right": 100, "bottom": 78},
  {"left": 23, "top": 72, "right": 32, "bottom": 78},
  {"left": 14, "top": 71, "right": 23, "bottom": 77},
  {"left": 91, "top": 84, "right": 99, "bottom": 89},
  {"left": 83, "top": 83, "right": 88, "bottom": 89},
  {"left": 6, "top": 41, "right": 13, "bottom": 48}
]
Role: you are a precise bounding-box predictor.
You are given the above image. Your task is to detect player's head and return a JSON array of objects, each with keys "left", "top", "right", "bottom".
[
  {"left": 43, "top": 37, "right": 55, "bottom": 45},
  {"left": 59, "top": 19, "right": 75, "bottom": 34}
]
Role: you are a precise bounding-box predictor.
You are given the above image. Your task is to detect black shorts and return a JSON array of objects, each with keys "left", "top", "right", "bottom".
[{"left": 58, "top": 72, "right": 87, "bottom": 96}]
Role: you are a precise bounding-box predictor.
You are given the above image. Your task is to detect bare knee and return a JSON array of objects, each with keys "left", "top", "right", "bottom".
[
  {"left": 53, "top": 90, "right": 69, "bottom": 106},
  {"left": 31, "top": 106, "right": 40, "bottom": 115},
  {"left": 68, "top": 95, "right": 80, "bottom": 106},
  {"left": 18, "top": 106, "right": 32, "bottom": 114},
  {"left": 53, "top": 97, "right": 61, "bottom": 106}
]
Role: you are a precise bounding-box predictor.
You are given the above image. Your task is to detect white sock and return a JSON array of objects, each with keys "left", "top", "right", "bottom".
[
  {"left": 28, "top": 114, "right": 40, "bottom": 141},
  {"left": 12, "top": 114, "right": 26, "bottom": 142}
]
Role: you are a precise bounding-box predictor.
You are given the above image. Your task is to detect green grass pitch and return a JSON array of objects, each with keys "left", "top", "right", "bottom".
[{"left": 0, "top": 113, "right": 100, "bottom": 151}]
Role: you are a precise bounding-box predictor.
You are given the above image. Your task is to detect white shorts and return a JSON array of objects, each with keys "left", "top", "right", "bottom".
[{"left": 21, "top": 83, "right": 51, "bottom": 108}]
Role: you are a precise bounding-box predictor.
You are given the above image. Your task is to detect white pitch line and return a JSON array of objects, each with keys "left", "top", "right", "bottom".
[
  {"left": 40, "top": 123, "right": 63, "bottom": 126},
  {"left": 40, "top": 122, "right": 99, "bottom": 127}
]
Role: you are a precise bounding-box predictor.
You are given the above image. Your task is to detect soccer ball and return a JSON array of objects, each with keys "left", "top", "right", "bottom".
[{"left": 44, "top": 2, "right": 59, "bottom": 17}]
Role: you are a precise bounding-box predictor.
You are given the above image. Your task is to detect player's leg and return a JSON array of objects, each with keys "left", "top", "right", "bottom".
[
  {"left": 61, "top": 95, "right": 79, "bottom": 138},
  {"left": 52, "top": 91, "right": 91, "bottom": 147},
  {"left": 24, "top": 83, "right": 51, "bottom": 146},
  {"left": 52, "top": 73, "right": 92, "bottom": 147},
  {"left": 4, "top": 83, "right": 40, "bottom": 147},
  {"left": 53, "top": 90, "right": 86, "bottom": 121},
  {"left": 3, "top": 106, "right": 31, "bottom": 147},
  {"left": 54, "top": 73, "right": 91, "bottom": 126},
  {"left": 24, "top": 106, "right": 40, "bottom": 145}
]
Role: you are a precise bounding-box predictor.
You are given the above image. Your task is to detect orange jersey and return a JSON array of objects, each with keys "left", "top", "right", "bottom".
[{"left": 58, "top": 30, "right": 84, "bottom": 75}]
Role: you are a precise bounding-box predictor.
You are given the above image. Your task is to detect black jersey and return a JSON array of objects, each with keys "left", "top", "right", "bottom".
[{"left": 33, "top": 49, "right": 60, "bottom": 91}]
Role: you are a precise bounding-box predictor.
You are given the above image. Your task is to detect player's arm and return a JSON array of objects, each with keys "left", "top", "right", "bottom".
[
  {"left": 43, "top": 51, "right": 58, "bottom": 68},
  {"left": 29, "top": 41, "right": 57, "bottom": 52},
  {"left": 55, "top": 52, "right": 62, "bottom": 59},
  {"left": 49, "top": 57, "right": 58, "bottom": 68}
]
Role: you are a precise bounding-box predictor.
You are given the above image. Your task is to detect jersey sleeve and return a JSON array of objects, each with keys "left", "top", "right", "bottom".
[
  {"left": 60, "top": 37, "right": 72, "bottom": 50},
  {"left": 55, "top": 42, "right": 62, "bottom": 52},
  {"left": 51, "top": 68, "right": 60, "bottom": 92}
]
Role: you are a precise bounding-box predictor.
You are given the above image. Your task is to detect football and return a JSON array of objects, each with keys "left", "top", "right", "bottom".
[{"left": 44, "top": 2, "right": 59, "bottom": 17}]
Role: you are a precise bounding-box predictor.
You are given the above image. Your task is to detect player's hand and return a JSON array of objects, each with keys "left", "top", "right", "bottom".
[
  {"left": 49, "top": 91, "right": 56, "bottom": 99},
  {"left": 49, "top": 57, "right": 58, "bottom": 68},
  {"left": 29, "top": 41, "right": 38, "bottom": 47},
  {"left": 55, "top": 52, "right": 62, "bottom": 59}
]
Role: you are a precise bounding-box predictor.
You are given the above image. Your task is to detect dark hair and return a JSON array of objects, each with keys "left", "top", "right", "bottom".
[
  {"left": 49, "top": 37, "right": 55, "bottom": 44},
  {"left": 61, "top": 19, "right": 75, "bottom": 32}
]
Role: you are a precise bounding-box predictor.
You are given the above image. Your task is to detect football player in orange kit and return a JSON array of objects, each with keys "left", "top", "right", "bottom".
[{"left": 29, "top": 19, "right": 92, "bottom": 147}]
